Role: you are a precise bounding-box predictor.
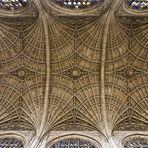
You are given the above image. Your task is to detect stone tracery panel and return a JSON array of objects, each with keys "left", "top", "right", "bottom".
[
  {"left": 0, "top": 14, "right": 46, "bottom": 131},
  {"left": 0, "top": 0, "right": 28, "bottom": 10},
  {"left": 127, "top": 0, "right": 148, "bottom": 10},
  {"left": 55, "top": 0, "right": 100, "bottom": 9},
  {"left": 123, "top": 135, "right": 148, "bottom": 148},
  {"left": 129, "top": 19, "right": 148, "bottom": 72},
  {"left": 105, "top": 7, "right": 148, "bottom": 131},
  {"left": 0, "top": 137, "right": 24, "bottom": 148},
  {"left": 105, "top": 74, "right": 129, "bottom": 130},
  {"left": 105, "top": 16, "right": 130, "bottom": 72},
  {"left": 0, "top": 0, "right": 147, "bottom": 143},
  {"left": 0, "top": 74, "right": 35, "bottom": 130},
  {"left": 47, "top": 16, "right": 103, "bottom": 131},
  {"left": 0, "top": 19, "right": 22, "bottom": 63},
  {"left": 50, "top": 138, "right": 98, "bottom": 148}
]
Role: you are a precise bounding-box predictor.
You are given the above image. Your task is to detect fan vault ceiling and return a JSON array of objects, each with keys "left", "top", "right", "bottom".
[{"left": 0, "top": 0, "right": 148, "bottom": 147}]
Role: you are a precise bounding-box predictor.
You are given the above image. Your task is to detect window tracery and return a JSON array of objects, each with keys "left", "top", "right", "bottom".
[
  {"left": 127, "top": 0, "right": 148, "bottom": 9},
  {"left": 50, "top": 138, "right": 96, "bottom": 148},
  {"left": 56, "top": 0, "right": 99, "bottom": 9},
  {"left": 0, "top": 0, "right": 28, "bottom": 10},
  {"left": 0, "top": 138, "right": 24, "bottom": 148},
  {"left": 124, "top": 137, "right": 148, "bottom": 148}
]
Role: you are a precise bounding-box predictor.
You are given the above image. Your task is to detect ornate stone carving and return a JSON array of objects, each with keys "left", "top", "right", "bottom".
[
  {"left": 10, "top": 67, "right": 35, "bottom": 80},
  {"left": 115, "top": 66, "right": 142, "bottom": 79},
  {"left": 62, "top": 66, "right": 88, "bottom": 80}
]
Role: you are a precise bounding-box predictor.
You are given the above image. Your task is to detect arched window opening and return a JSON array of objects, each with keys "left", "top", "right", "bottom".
[
  {"left": 0, "top": 0, "right": 28, "bottom": 10},
  {"left": 127, "top": 0, "right": 148, "bottom": 10},
  {"left": 55, "top": 0, "right": 100, "bottom": 9},
  {"left": 123, "top": 136, "right": 148, "bottom": 148},
  {"left": 0, "top": 138, "right": 24, "bottom": 148},
  {"left": 50, "top": 138, "right": 97, "bottom": 148}
]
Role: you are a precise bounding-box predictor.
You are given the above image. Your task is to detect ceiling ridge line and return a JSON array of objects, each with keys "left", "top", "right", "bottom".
[
  {"left": 100, "top": 0, "right": 121, "bottom": 147},
  {"left": 25, "top": 0, "right": 50, "bottom": 147}
]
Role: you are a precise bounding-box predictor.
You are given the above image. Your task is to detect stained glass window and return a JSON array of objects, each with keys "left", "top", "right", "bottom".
[
  {"left": 56, "top": 0, "right": 99, "bottom": 9},
  {"left": 0, "top": 138, "right": 24, "bottom": 148},
  {"left": 127, "top": 0, "right": 148, "bottom": 9},
  {"left": 0, "top": 0, "right": 28, "bottom": 10},
  {"left": 124, "top": 137, "right": 148, "bottom": 148},
  {"left": 50, "top": 138, "right": 96, "bottom": 148}
]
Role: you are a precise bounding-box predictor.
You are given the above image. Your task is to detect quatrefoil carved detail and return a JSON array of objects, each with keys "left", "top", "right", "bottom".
[
  {"left": 10, "top": 67, "right": 35, "bottom": 80},
  {"left": 62, "top": 67, "right": 88, "bottom": 80},
  {"left": 115, "top": 66, "right": 142, "bottom": 79}
]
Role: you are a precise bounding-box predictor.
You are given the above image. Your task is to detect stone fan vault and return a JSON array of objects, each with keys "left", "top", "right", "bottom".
[{"left": 0, "top": 0, "right": 148, "bottom": 147}]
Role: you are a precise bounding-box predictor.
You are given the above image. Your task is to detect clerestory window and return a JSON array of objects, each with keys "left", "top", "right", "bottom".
[
  {"left": 56, "top": 0, "right": 99, "bottom": 9},
  {"left": 124, "top": 137, "right": 148, "bottom": 148},
  {"left": 127, "top": 0, "right": 148, "bottom": 9},
  {"left": 50, "top": 138, "right": 96, "bottom": 148},
  {"left": 0, "top": 138, "right": 24, "bottom": 148},
  {"left": 0, "top": 0, "right": 28, "bottom": 10}
]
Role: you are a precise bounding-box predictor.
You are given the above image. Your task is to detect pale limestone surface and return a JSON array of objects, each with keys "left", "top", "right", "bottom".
[{"left": 0, "top": 0, "right": 148, "bottom": 147}]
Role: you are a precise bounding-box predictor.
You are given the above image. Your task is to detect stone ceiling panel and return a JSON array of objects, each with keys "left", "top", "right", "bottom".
[
  {"left": 47, "top": 16, "right": 103, "bottom": 132},
  {"left": 105, "top": 5, "right": 148, "bottom": 131},
  {"left": 0, "top": 16, "right": 46, "bottom": 131}
]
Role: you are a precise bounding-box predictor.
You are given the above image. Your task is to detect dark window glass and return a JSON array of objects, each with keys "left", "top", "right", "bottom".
[
  {"left": 50, "top": 139, "right": 96, "bottom": 148},
  {"left": 0, "top": 138, "right": 24, "bottom": 148},
  {"left": 124, "top": 137, "right": 148, "bottom": 147},
  {"left": 0, "top": 0, "right": 28, "bottom": 10},
  {"left": 56, "top": 0, "right": 100, "bottom": 9},
  {"left": 127, "top": 0, "right": 148, "bottom": 10}
]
